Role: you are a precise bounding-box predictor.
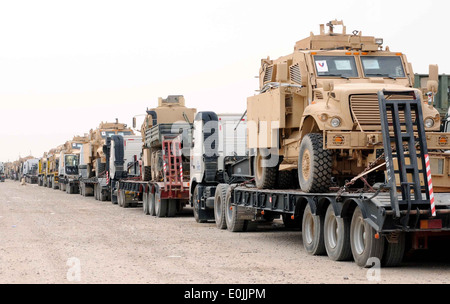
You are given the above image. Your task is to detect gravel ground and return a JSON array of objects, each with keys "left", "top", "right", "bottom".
[{"left": 1, "top": 179, "right": 450, "bottom": 284}]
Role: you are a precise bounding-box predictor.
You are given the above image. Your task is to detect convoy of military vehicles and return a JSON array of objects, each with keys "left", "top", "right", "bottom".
[{"left": 2, "top": 21, "right": 450, "bottom": 269}]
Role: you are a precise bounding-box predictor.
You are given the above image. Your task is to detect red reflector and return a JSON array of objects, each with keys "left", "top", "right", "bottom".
[{"left": 420, "top": 219, "right": 443, "bottom": 230}]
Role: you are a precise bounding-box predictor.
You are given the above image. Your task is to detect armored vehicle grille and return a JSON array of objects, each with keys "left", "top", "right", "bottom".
[
  {"left": 350, "top": 94, "right": 416, "bottom": 128},
  {"left": 289, "top": 64, "right": 302, "bottom": 84}
]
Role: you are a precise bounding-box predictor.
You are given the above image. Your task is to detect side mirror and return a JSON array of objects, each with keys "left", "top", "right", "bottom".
[{"left": 427, "top": 80, "right": 439, "bottom": 95}]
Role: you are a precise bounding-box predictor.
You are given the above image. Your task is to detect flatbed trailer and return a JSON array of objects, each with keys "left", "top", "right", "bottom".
[
  {"left": 114, "top": 179, "right": 190, "bottom": 217},
  {"left": 220, "top": 184, "right": 450, "bottom": 268},
  {"left": 214, "top": 91, "right": 450, "bottom": 268}
]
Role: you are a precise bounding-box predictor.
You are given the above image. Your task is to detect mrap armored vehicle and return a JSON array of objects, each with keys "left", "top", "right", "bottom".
[{"left": 248, "top": 20, "right": 450, "bottom": 193}]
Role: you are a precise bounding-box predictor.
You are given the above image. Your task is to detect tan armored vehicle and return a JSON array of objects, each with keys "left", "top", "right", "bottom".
[
  {"left": 47, "top": 146, "right": 63, "bottom": 189},
  {"left": 137, "top": 95, "right": 197, "bottom": 181},
  {"left": 80, "top": 120, "right": 134, "bottom": 178},
  {"left": 58, "top": 135, "right": 89, "bottom": 193},
  {"left": 248, "top": 20, "right": 450, "bottom": 192}
]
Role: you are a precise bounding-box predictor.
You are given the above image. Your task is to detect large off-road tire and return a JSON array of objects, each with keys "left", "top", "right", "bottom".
[
  {"left": 302, "top": 204, "right": 326, "bottom": 256},
  {"left": 254, "top": 149, "right": 278, "bottom": 190},
  {"left": 382, "top": 233, "right": 406, "bottom": 267},
  {"left": 214, "top": 184, "right": 228, "bottom": 230},
  {"left": 298, "top": 134, "right": 332, "bottom": 193},
  {"left": 324, "top": 205, "right": 352, "bottom": 261},
  {"left": 350, "top": 207, "right": 385, "bottom": 268},
  {"left": 143, "top": 166, "right": 152, "bottom": 182},
  {"left": 277, "top": 170, "right": 295, "bottom": 190},
  {"left": 225, "top": 186, "right": 245, "bottom": 232}
]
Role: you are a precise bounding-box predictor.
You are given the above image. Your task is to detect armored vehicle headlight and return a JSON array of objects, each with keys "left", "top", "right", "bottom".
[
  {"left": 331, "top": 118, "right": 341, "bottom": 128},
  {"left": 425, "top": 118, "right": 435, "bottom": 128},
  {"left": 375, "top": 38, "right": 384, "bottom": 45}
]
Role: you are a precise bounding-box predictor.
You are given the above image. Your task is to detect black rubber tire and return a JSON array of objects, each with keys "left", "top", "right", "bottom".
[
  {"left": 143, "top": 166, "right": 152, "bottom": 182},
  {"left": 143, "top": 191, "right": 150, "bottom": 215},
  {"left": 350, "top": 207, "right": 385, "bottom": 268},
  {"left": 277, "top": 171, "right": 295, "bottom": 190},
  {"left": 298, "top": 134, "right": 332, "bottom": 193},
  {"left": 382, "top": 233, "right": 406, "bottom": 267},
  {"left": 225, "top": 186, "right": 245, "bottom": 232},
  {"left": 302, "top": 204, "right": 326, "bottom": 256},
  {"left": 155, "top": 190, "right": 168, "bottom": 217},
  {"left": 167, "top": 199, "right": 177, "bottom": 217},
  {"left": 149, "top": 191, "right": 156, "bottom": 216},
  {"left": 254, "top": 149, "right": 279, "bottom": 190},
  {"left": 324, "top": 204, "right": 352, "bottom": 262},
  {"left": 214, "top": 184, "right": 228, "bottom": 230},
  {"left": 96, "top": 162, "right": 106, "bottom": 177}
]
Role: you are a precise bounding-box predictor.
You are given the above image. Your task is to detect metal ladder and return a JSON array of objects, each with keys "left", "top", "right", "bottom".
[
  {"left": 378, "top": 90, "right": 434, "bottom": 225},
  {"left": 162, "top": 135, "right": 183, "bottom": 191}
]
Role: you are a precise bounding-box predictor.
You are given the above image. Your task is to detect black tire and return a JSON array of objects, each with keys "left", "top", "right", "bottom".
[
  {"left": 149, "top": 190, "right": 156, "bottom": 216},
  {"left": 143, "top": 166, "right": 152, "bottom": 182},
  {"left": 111, "top": 187, "right": 118, "bottom": 205},
  {"left": 117, "top": 189, "right": 123, "bottom": 207},
  {"left": 96, "top": 162, "right": 106, "bottom": 177},
  {"left": 382, "top": 233, "right": 405, "bottom": 267},
  {"left": 225, "top": 186, "right": 245, "bottom": 232},
  {"left": 155, "top": 190, "right": 167, "bottom": 217},
  {"left": 167, "top": 199, "right": 177, "bottom": 217},
  {"left": 350, "top": 207, "right": 385, "bottom": 268},
  {"left": 143, "top": 191, "right": 150, "bottom": 215},
  {"left": 277, "top": 171, "right": 295, "bottom": 190},
  {"left": 302, "top": 204, "right": 326, "bottom": 256},
  {"left": 254, "top": 149, "right": 279, "bottom": 189},
  {"left": 214, "top": 184, "right": 228, "bottom": 230},
  {"left": 324, "top": 205, "right": 352, "bottom": 262},
  {"left": 298, "top": 134, "right": 332, "bottom": 193},
  {"left": 193, "top": 186, "right": 206, "bottom": 223}
]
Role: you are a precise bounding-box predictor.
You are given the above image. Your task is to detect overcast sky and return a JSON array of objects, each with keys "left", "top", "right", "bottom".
[{"left": 0, "top": 0, "right": 448, "bottom": 162}]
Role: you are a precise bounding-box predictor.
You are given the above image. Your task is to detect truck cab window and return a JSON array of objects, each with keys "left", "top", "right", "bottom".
[
  {"left": 314, "top": 56, "right": 358, "bottom": 78},
  {"left": 361, "top": 56, "right": 405, "bottom": 78}
]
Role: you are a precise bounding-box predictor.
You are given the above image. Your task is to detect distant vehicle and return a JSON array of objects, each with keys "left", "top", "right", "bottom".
[{"left": 0, "top": 162, "right": 5, "bottom": 182}]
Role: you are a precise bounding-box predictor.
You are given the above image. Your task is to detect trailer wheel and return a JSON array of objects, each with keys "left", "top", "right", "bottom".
[
  {"left": 382, "top": 233, "right": 405, "bottom": 267},
  {"left": 214, "top": 184, "right": 228, "bottom": 230},
  {"left": 225, "top": 186, "right": 245, "bottom": 232},
  {"left": 167, "top": 199, "right": 177, "bottom": 217},
  {"left": 324, "top": 205, "right": 352, "bottom": 261},
  {"left": 155, "top": 190, "right": 167, "bottom": 217},
  {"left": 117, "top": 189, "right": 123, "bottom": 207},
  {"left": 298, "top": 134, "right": 332, "bottom": 193},
  {"left": 302, "top": 204, "right": 326, "bottom": 256},
  {"left": 254, "top": 149, "right": 279, "bottom": 190},
  {"left": 143, "top": 191, "right": 150, "bottom": 215},
  {"left": 350, "top": 207, "right": 384, "bottom": 268},
  {"left": 149, "top": 190, "right": 156, "bottom": 216}
]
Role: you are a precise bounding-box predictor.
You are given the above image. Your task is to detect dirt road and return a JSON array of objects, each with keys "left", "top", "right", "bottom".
[{"left": 0, "top": 180, "right": 449, "bottom": 284}]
